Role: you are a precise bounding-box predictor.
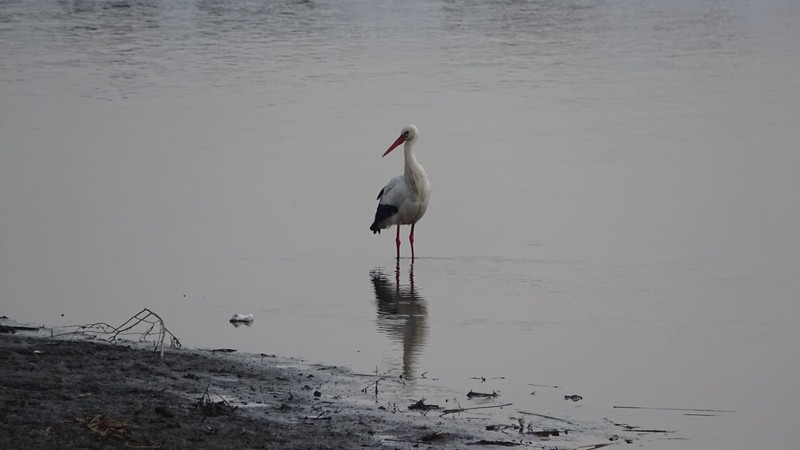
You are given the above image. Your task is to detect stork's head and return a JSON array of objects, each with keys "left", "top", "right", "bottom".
[{"left": 383, "top": 124, "right": 419, "bottom": 157}]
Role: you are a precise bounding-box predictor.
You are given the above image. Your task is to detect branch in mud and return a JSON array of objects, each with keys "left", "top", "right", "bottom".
[
  {"left": 440, "top": 402, "right": 513, "bottom": 417},
  {"left": 52, "top": 308, "right": 181, "bottom": 358},
  {"left": 361, "top": 378, "right": 385, "bottom": 396},
  {"left": 486, "top": 423, "right": 564, "bottom": 437},
  {"left": 196, "top": 384, "right": 237, "bottom": 419},
  {"left": 384, "top": 433, "right": 451, "bottom": 445},
  {"left": 465, "top": 439, "right": 521, "bottom": 447},
  {"left": 77, "top": 413, "right": 155, "bottom": 447},
  {"left": 301, "top": 411, "right": 333, "bottom": 420},
  {"left": 408, "top": 397, "right": 441, "bottom": 413},
  {"left": 573, "top": 444, "right": 617, "bottom": 450}
]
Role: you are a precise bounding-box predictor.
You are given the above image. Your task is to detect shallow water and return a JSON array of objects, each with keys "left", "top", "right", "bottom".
[{"left": 2, "top": 0, "right": 799, "bottom": 447}]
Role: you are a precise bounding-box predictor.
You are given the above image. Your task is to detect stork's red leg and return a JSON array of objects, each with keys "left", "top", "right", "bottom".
[
  {"left": 409, "top": 223, "right": 416, "bottom": 260},
  {"left": 395, "top": 225, "right": 401, "bottom": 260}
]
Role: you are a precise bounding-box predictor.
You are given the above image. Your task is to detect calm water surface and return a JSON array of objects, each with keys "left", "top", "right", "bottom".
[{"left": 2, "top": 1, "right": 799, "bottom": 448}]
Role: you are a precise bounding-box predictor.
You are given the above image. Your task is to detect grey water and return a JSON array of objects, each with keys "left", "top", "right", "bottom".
[{"left": 2, "top": 0, "right": 799, "bottom": 447}]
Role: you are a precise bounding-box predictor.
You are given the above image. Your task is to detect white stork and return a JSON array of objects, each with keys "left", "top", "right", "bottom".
[{"left": 370, "top": 125, "right": 431, "bottom": 260}]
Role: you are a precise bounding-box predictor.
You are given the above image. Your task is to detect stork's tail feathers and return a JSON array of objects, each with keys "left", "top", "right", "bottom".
[{"left": 370, "top": 204, "right": 398, "bottom": 234}]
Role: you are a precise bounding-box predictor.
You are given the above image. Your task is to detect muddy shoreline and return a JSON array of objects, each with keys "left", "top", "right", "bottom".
[
  {"left": 1, "top": 316, "right": 688, "bottom": 449},
  {"left": 1, "top": 328, "right": 508, "bottom": 449}
]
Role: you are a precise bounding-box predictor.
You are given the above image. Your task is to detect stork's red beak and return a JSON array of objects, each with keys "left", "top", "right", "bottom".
[{"left": 382, "top": 135, "right": 406, "bottom": 157}]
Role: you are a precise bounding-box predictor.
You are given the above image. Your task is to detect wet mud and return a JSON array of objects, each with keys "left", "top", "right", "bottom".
[{"left": 1, "top": 332, "right": 504, "bottom": 449}]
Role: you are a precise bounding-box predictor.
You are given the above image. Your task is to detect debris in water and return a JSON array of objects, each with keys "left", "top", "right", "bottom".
[
  {"left": 612, "top": 405, "right": 734, "bottom": 413},
  {"left": 471, "top": 376, "right": 505, "bottom": 383},
  {"left": 564, "top": 394, "right": 583, "bottom": 402},
  {"left": 467, "top": 390, "right": 499, "bottom": 399},
  {"left": 441, "top": 402, "right": 512, "bottom": 417},
  {"left": 518, "top": 410, "right": 577, "bottom": 425},
  {"left": 229, "top": 313, "right": 254, "bottom": 327}
]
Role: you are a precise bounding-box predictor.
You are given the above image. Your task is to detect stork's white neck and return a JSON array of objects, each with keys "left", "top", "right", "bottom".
[{"left": 403, "top": 139, "right": 428, "bottom": 192}]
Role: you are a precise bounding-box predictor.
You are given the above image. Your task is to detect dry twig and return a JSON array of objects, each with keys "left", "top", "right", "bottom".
[
  {"left": 77, "top": 413, "right": 154, "bottom": 447},
  {"left": 409, "top": 397, "right": 441, "bottom": 413},
  {"left": 466, "top": 439, "right": 521, "bottom": 447},
  {"left": 613, "top": 405, "right": 734, "bottom": 413},
  {"left": 361, "top": 378, "right": 384, "bottom": 396},
  {"left": 53, "top": 308, "right": 181, "bottom": 358},
  {"left": 196, "top": 384, "right": 237, "bottom": 419},
  {"left": 518, "top": 410, "right": 577, "bottom": 425},
  {"left": 441, "top": 402, "right": 513, "bottom": 417}
]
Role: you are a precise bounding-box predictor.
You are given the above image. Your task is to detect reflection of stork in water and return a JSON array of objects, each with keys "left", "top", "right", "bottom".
[{"left": 370, "top": 263, "right": 428, "bottom": 380}]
